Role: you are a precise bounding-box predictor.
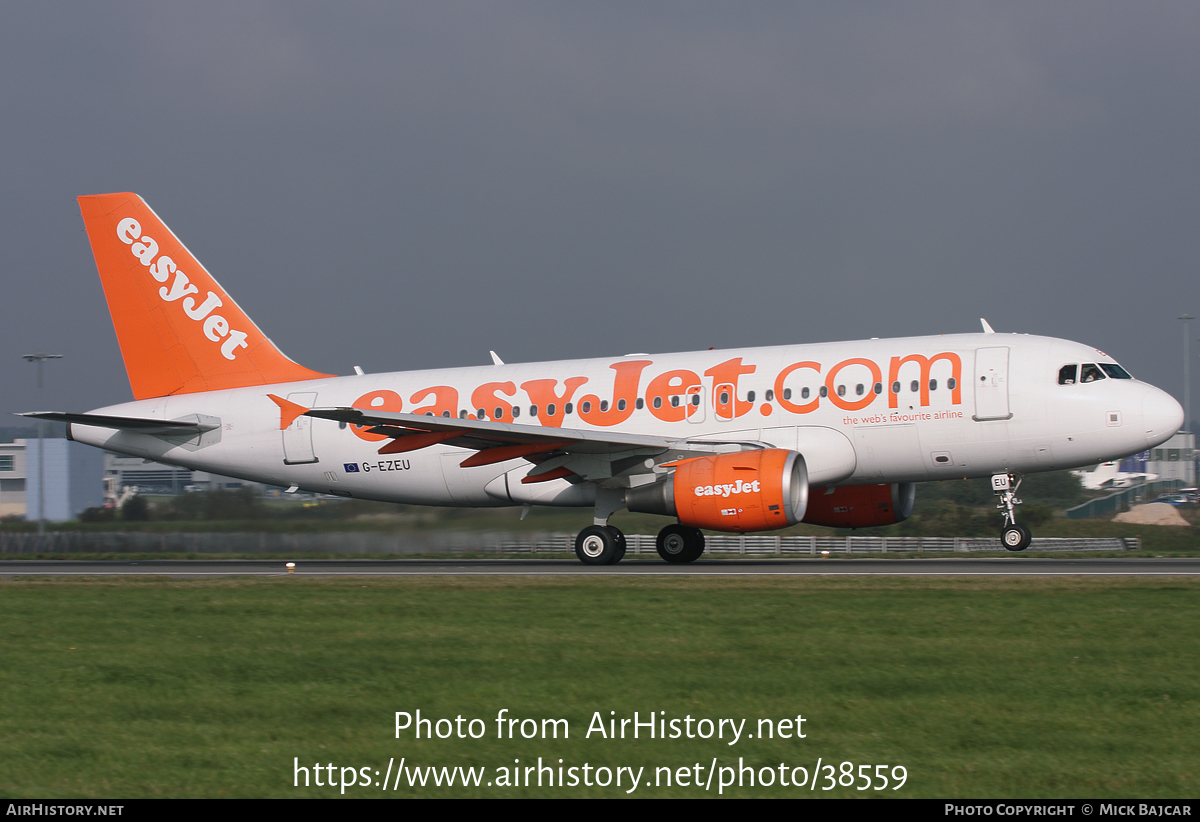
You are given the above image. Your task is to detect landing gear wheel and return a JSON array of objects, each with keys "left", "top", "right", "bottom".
[
  {"left": 1002, "top": 524, "right": 1032, "bottom": 552},
  {"left": 575, "top": 525, "right": 620, "bottom": 565},
  {"left": 656, "top": 524, "right": 705, "bottom": 564},
  {"left": 608, "top": 526, "right": 627, "bottom": 564}
]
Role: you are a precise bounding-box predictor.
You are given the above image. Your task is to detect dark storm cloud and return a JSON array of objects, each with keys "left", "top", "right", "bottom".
[{"left": 1, "top": 2, "right": 1198, "bottom": 418}]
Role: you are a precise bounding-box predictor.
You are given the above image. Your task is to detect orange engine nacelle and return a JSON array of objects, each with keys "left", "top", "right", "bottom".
[
  {"left": 626, "top": 449, "right": 808, "bottom": 532},
  {"left": 801, "top": 483, "right": 916, "bottom": 528}
]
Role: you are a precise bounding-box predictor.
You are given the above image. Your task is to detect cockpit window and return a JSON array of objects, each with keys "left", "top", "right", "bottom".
[
  {"left": 1058, "top": 364, "right": 1077, "bottom": 385},
  {"left": 1100, "top": 363, "right": 1133, "bottom": 379},
  {"left": 1080, "top": 363, "right": 1106, "bottom": 383}
]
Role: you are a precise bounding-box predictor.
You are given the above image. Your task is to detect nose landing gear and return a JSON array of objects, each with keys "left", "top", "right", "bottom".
[{"left": 993, "top": 473, "right": 1032, "bottom": 552}]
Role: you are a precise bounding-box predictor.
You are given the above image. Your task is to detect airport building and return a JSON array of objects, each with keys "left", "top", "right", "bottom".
[
  {"left": 1145, "top": 431, "right": 1195, "bottom": 485},
  {"left": 0, "top": 441, "right": 27, "bottom": 519},
  {"left": 0, "top": 439, "right": 272, "bottom": 521},
  {"left": 102, "top": 454, "right": 263, "bottom": 496},
  {"left": 0, "top": 438, "right": 104, "bottom": 521}
]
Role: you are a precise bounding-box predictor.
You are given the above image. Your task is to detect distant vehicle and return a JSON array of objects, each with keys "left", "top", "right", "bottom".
[
  {"left": 1072, "top": 461, "right": 1158, "bottom": 490},
  {"left": 1151, "top": 493, "right": 1190, "bottom": 506}
]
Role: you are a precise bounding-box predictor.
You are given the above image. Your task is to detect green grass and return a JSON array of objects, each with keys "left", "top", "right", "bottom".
[{"left": 1, "top": 576, "right": 1197, "bottom": 798}]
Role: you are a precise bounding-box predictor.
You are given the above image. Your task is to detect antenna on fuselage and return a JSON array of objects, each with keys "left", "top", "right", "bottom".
[
  {"left": 980, "top": 318, "right": 996, "bottom": 334},
  {"left": 490, "top": 351, "right": 504, "bottom": 366}
]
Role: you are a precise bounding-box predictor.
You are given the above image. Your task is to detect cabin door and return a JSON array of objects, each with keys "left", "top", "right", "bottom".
[
  {"left": 973, "top": 347, "right": 1012, "bottom": 421},
  {"left": 282, "top": 392, "right": 319, "bottom": 464}
]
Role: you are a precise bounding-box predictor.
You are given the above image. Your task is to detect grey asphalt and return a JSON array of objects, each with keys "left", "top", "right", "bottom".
[{"left": 1, "top": 558, "right": 1199, "bottom": 576}]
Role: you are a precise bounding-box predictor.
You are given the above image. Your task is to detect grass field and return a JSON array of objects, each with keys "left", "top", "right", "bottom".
[{"left": 1, "top": 576, "right": 1197, "bottom": 798}]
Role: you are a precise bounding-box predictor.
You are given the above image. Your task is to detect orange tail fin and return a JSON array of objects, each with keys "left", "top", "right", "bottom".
[{"left": 79, "top": 193, "right": 331, "bottom": 399}]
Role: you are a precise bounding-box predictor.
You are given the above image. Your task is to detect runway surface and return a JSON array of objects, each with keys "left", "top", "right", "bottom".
[{"left": 1, "top": 557, "right": 1199, "bottom": 576}]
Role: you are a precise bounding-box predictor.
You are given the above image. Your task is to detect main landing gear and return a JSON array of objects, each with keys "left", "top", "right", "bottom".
[
  {"left": 574, "top": 487, "right": 629, "bottom": 565},
  {"left": 573, "top": 486, "right": 706, "bottom": 565},
  {"left": 572, "top": 522, "right": 707, "bottom": 565},
  {"left": 992, "top": 472, "right": 1032, "bottom": 552},
  {"left": 656, "top": 523, "right": 705, "bottom": 564},
  {"left": 574, "top": 525, "right": 626, "bottom": 565}
]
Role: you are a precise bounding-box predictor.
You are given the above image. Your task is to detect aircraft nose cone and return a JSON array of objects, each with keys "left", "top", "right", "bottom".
[{"left": 1142, "top": 387, "right": 1184, "bottom": 447}]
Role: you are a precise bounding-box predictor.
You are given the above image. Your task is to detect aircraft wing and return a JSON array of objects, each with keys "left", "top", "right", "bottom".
[{"left": 301, "top": 405, "right": 761, "bottom": 484}]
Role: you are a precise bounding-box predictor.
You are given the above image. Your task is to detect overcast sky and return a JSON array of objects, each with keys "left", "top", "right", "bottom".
[{"left": 2, "top": 2, "right": 1198, "bottom": 423}]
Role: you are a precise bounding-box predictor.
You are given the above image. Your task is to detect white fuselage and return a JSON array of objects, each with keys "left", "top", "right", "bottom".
[{"left": 69, "top": 333, "right": 1183, "bottom": 509}]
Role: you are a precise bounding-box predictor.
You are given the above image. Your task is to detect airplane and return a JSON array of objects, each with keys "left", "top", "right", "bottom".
[
  {"left": 20, "top": 192, "right": 1184, "bottom": 563},
  {"left": 1072, "top": 459, "right": 1158, "bottom": 491}
]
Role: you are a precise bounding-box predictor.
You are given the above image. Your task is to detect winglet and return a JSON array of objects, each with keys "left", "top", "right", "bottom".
[
  {"left": 980, "top": 318, "right": 996, "bottom": 334},
  {"left": 268, "top": 394, "right": 309, "bottom": 430}
]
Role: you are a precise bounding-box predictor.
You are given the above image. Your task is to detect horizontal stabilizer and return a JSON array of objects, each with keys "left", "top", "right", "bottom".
[{"left": 16, "top": 411, "right": 216, "bottom": 435}]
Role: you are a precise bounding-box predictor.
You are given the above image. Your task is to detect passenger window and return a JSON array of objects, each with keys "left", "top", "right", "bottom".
[
  {"left": 634, "top": 399, "right": 643, "bottom": 410},
  {"left": 511, "top": 406, "right": 520, "bottom": 418},
  {"left": 547, "top": 403, "right": 556, "bottom": 416},
  {"left": 910, "top": 380, "right": 919, "bottom": 393},
  {"left": 1058, "top": 364, "right": 1077, "bottom": 385},
  {"left": 691, "top": 394, "right": 700, "bottom": 406},
  {"left": 929, "top": 379, "right": 937, "bottom": 391},
  {"left": 747, "top": 390, "right": 756, "bottom": 402},
  {"left": 1080, "top": 364, "right": 1106, "bottom": 383},
  {"left": 565, "top": 403, "right": 573, "bottom": 414},
  {"left": 819, "top": 386, "right": 828, "bottom": 398},
  {"left": 530, "top": 405, "right": 538, "bottom": 417},
  {"left": 765, "top": 390, "right": 774, "bottom": 401},
  {"left": 836, "top": 385, "right": 846, "bottom": 397},
  {"left": 947, "top": 378, "right": 956, "bottom": 390},
  {"left": 855, "top": 384, "right": 864, "bottom": 396},
  {"left": 600, "top": 400, "right": 609, "bottom": 412},
  {"left": 653, "top": 396, "right": 662, "bottom": 409},
  {"left": 670, "top": 396, "right": 680, "bottom": 407},
  {"left": 617, "top": 399, "right": 627, "bottom": 411},
  {"left": 891, "top": 381, "right": 900, "bottom": 394},
  {"left": 581, "top": 401, "right": 591, "bottom": 413},
  {"left": 874, "top": 383, "right": 883, "bottom": 395},
  {"left": 783, "top": 388, "right": 792, "bottom": 400},
  {"left": 799, "top": 387, "right": 808, "bottom": 399}
]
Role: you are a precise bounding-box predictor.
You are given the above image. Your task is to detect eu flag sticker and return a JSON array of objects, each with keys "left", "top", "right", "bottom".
[{"left": 343, "top": 463, "right": 360, "bottom": 473}]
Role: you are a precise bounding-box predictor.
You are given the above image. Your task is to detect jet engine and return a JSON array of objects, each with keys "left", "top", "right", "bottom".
[
  {"left": 801, "top": 483, "right": 916, "bottom": 528},
  {"left": 627, "top": 449, "right": 807, "bottom": 532}
]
